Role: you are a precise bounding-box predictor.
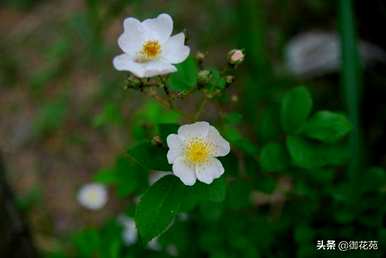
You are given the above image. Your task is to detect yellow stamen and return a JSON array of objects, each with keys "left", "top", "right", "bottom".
[
  {"left": 137, "top": 40, "right": 161, "bottom": 62},
  {"left": 185, "top": 138, "right": 212, "bottom": 165}
]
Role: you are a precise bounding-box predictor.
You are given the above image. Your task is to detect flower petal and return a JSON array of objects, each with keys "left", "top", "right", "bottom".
[
  {"left": 142, "top": 13, "right": 173, "bottom": 43},
  {"left": 177, "top": 121, "right": 210, "bottom": 140},
  {"left": 166, "top": 134, "right": 184, "bottom": 164},
  {"left": 141, "top": 60, "right": 177, "bottom": 77},
  {"left": 172, "top": 157, "right": 196, "bottom": 186},
  {"left": 208, "top": 126, "right": 230, "bottom": 157},
  {"left": 118, "top": 17, "right": 145, "bottom": 55},
  {"left": 195, "top": 158, "right": 224, "bottom": 184},
  {"left": 163, "top": 33, "right": 190, "bottom": 64},
  {"left": 113, "top": 54, "right": 145, "bottom": 77}
]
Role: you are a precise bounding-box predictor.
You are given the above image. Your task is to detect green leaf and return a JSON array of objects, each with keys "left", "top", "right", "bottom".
[
  {"left": 286, "top": 136, "right": 319, "bottom": 169},
  {"left": 180, "top": 177, "right": 226, "bottom": 211},
  {"left": 226, "top": 179, "right": 252, "bottom": 209},
  {"left": 280, "top": 86, "right": 313, "bottom": 133},
  {"left": 93, "top": 102, "right": 123, "bottom": 128},
  {"left": 33, "top": 97, "right": 68, "bottom": 136},
  {"left": 167, "top": 56, "right": 198, "bottom": 91},
  {"left": 127, "top": 142, "right": 170, "bottom": 171},
  {"left": 224, "top": 112, "right": 243, "bottom": 125},
  {"left": 135, "top": 175, "right": 184, "bottom": 243},
  {"left": 259, "top": 143, "right": 288, "bottom": 172},
  {"left": 300, "top": 111, "right": 352, "bottom": 143},
  {"left": 223, "top": 126, "right": 258, "bottom": 156},
  {"left": 286, "top": 136, "right": 349, "bottom": 169},
  {"left": 157, "top": 123, "right": 179, "bottom": 142},
  {"left": 207, "top": 69, "right": 226, "bottom": 92},
  {"left": 72, "top": 228, "right": 100, "bottom": 257},
  {"left": 114, "top": 155, "right": 148, "bottom": 197},
  {"left": 94, "top": 168, "right": 116, "bottom": 184}
]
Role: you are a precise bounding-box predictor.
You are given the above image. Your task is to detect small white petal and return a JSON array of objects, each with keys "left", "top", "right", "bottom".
[
  {"left": 149, "top": 171, "right": 172, "bottom": 185},
  {"left": 77, "top": 183, "right": 108, "bottom": 210},
  {"left": 143, "top": 60, "right": 177, "bottom": 77},
  {"left": 147, "top": 238, "right": 161, "bottom": 251},
  {"left": 142, "top": 13, "right": 173, "bottom": 43},
  {"left": 195, "top": 158, "right": 224, "bottom": 184},
  {"left": 208, "top": 126, "right": 230, "bottom": 157},
  {"left": 113, "top": 54, "right": 145, "bottom": 77},
  {"left": 172, "top": 157, "right": 197, "bottom": 186},
  {"left": 177, "top": 121, "right": 210, "bottom": 140},
  {"left": 166, "top": 134, "right": 184, "bottom": 164},
  {"left": 118, "top": 215, "right": 138, "bottom": 246},
  {"left": 118, "top": 17, "right": 145, "bottom": 55},
  {"left": 163, "top": 33, "right": 190, "bottom": 64}
]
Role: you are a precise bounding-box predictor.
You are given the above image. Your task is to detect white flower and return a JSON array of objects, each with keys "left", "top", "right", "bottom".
[
  {"left": 118, "top": 215, "right": 162, "bottom": 249},
  {"left": 113, "top": 13, "right": 190, "bottom": 78},
  {"left": 166, "top": 121, "right": 230, "bottom": 186},
  {"left": 118, "top": 215, "right": 138, "bottom": 246},
  {"left": 77, "top": 183, "right": 108, "bottom": 210}
]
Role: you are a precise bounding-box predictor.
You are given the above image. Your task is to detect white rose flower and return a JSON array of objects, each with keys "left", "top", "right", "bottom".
[
  {"left": 113, "top": 13, "right": 190, "bottom": 78},
  {"left": 77, "top": 183, "right": 108, "bottom": 210},
  {"left": 166, "top": 121, "right": 230, "bottom": 186}
]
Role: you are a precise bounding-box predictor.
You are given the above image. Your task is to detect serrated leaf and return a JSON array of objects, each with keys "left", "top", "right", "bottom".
[
  {"left": 260, "top": 143, "right": 288, "bottom": 172},
  {"left": 280, "top": 86, "right": 313, "bottom": 133},
  {"left": 300, "top": 111, "right": 352, "bottom": 143},
  {"left": 135, "top": 175, "right": 184, "bottom": 243},
  {"left": 167, "top": 56, "right": 198, "bottom": 91}
]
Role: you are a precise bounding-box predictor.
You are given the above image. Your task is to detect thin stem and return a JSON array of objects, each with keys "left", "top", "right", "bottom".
[
  {"left": 193, "top": 97, "right": 208, "bottom": 121},
  {"left": 338, "top": 0, "right": 363, "bottom": 199}
]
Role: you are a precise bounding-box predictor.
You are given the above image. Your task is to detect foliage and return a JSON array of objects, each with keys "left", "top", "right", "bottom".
[{"left": 2, "top": 0, "right": 384, "bottom": 258}]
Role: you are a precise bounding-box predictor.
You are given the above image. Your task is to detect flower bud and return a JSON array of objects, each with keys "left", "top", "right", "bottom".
[
  {"left": 195, "top": 51, "right": 206, "bottom": 63},
  {"left": 228, "top": 49, "right": 245, "bottom": 65},
  {"left": 231, "top": 95, "right": 239, "bottom": 102},
  {"left": 225, "top": 75, "right": 235, "bottom": 85},
  {"left": 197, "top": 70, "right": 211, "bottom": 85},
  {"left": 151, "top": 136, "right": 162, "bottom": 146}
]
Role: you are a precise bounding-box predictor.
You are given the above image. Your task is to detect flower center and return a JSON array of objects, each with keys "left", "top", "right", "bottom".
[
  {"left": 86, "top": 191, "right": 99, "bottom": 203},
  {"left": 185, "top": 138, "right": 212, "bottom": 165},
  {"left": 137, "top": 40, "right": 161, "bottom": 62}
]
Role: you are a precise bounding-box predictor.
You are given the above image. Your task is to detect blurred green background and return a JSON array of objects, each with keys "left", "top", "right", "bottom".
[{"left": 0, "top": 0, "right": 385, "bottom": 257}]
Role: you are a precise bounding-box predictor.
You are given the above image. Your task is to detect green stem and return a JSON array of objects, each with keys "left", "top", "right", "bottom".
[
  {"left": 194, "top": 97, "right": 208, "bottom": 121},
  {"left": 338, "top": 0, "right": 363, "bottom": 198}
]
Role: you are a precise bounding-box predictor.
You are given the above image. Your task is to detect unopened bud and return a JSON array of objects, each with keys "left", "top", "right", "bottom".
[
  {"left": 151, "top": 136, "right": 162, "bottom": 146},
  {"left": 197, "top": 70, "right": 211, "bottom": 85},
  {"left": 231, "top": 95, "right": 239, "bottom": 102},
  {"left": 225, "top": 75, "right": 235, "bottom": 85},
  {"left": 228, "top": 49, "right": 245, "bottom": 65},
  {"left": 195, "top": 51, "right": 206, "bottom": 63}
]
